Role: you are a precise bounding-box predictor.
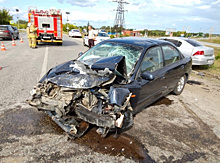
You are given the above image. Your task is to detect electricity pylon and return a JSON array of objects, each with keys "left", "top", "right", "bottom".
[{"left": 112, "top": 0, "right": 129, "bottom": 31}]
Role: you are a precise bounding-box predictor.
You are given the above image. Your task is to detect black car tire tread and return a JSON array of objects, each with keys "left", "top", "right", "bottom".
[{"left": 173, "top": 75, "right": 186, "bottom": 95}]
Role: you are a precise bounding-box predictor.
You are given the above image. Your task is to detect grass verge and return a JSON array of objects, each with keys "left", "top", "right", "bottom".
[
  {"left": 199, "top": 37, "right": 220, "bottom": 44},
  {"left": 193, "top": 45, "right": 220, "bottom": 76}
]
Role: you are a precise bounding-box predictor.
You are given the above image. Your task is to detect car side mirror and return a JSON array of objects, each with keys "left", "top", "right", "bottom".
[
  {"left": 141, "top": 71, "right": 154, "bottom": 80},
  {"left": 78, "top": 52, "right": 83, "bottom": 57}
]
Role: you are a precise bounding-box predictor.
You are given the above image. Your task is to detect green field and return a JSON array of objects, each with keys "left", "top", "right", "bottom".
[{"left": 199, "top": 37, "right": 220, "bottom": 44}]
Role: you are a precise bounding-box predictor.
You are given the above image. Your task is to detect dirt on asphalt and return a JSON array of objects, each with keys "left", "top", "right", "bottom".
[{"left": 0, "top": 70, "right": 220, "bottom": 162}]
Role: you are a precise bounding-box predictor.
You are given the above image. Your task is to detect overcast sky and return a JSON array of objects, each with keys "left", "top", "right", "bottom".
[{"left": 0, "top": 0, "right": 220, "bottom": 34}]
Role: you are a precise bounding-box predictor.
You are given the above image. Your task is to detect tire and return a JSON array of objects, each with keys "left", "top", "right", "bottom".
[
  {"left": 57, "top": 42, "right": 62, "bottom": 46},
  {"left": 173, "top": 75, "right": 186, "bottom": 95}
]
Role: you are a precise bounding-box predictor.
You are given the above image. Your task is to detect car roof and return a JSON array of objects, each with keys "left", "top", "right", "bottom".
[
  {"left": 105, "top": 37, "right": 168, "bottom": 47},
  {"left": 159, "top": 37, "right": 191, "bottom": 41}
]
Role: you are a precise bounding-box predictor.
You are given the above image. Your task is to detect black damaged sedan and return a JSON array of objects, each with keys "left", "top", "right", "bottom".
[{"left": 27, "top": 37, "right": 192, "bottom": 138}]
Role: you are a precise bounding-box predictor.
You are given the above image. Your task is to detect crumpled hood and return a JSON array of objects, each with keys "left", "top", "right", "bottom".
[{"left": 40, "top": 56, "right": 127, "bottom": 89}]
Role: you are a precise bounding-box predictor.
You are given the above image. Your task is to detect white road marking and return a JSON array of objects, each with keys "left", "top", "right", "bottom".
[{"left": 39, "top": 46, "right": 48, "bottom": 80}]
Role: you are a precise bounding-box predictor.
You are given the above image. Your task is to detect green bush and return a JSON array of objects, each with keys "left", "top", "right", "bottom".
[
  {"left": 215, "top": 54, "right": 220, "bottom": 60},
  {"left": 110, "top": 35, "right": 115, "bottom": 39},
  {"left": 63, "top": 24, "right": 78, "bottom": 32}
]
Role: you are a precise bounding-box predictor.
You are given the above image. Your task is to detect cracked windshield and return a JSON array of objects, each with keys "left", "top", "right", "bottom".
[{"left": 79, "top": 42, "right": 143, "bottom": 75}]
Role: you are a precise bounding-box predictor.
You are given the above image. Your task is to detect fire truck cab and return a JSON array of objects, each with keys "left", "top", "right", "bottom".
[{"left": 28, "top": 7, "right": 63, "bottom": 45}]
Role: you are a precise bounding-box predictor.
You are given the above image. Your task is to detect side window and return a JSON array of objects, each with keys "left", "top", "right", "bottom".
[
  {"left": 166, "top": 39, "right": 182, "bottom": 47},
  {"left": 8, "top": 26, "right": 13, "bottom": 30},
  {"left": 162, "top": 45, "right": 180, "bottom": 66},
  {"left": 140, "top": 46, "right": 164, "bottom": 73}
]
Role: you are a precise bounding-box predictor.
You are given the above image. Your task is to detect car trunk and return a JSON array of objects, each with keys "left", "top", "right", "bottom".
[
  {"left": 0, "top": 26, "right": 9, "bottom": 36},
  {"left": 192, "top": 46, "right": 214, "bottom": 57}
]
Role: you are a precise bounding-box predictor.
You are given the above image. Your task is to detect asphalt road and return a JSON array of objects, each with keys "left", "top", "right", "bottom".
[
  {"left": 0, "top": 34, "right": 88, "bottom": 107},
  {"left": 0, "top": 35, "right": 220, "bottom": 162}
]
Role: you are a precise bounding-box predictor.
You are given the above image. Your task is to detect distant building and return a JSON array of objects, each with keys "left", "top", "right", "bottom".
[{"left": 123, "top": 30, "right": 142, "bottom": 36}]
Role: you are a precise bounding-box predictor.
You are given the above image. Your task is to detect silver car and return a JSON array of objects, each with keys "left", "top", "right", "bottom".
[
  {"left": 159, "top": 37, "right": 215, "bottom": 65},
  {"left": 68, "top": 29, "right": 82, "bottom": 38},
  {"left": 83, "top": 32, "right": 110, "bottom": 46},
  {"left": 0, "top": 25, "right": 19, "bottom": 40}
]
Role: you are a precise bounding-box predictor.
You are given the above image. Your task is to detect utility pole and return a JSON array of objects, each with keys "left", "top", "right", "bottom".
[
  {"left": 16, "top": 9, "right": 19, "bottom": 29},
  {"left": 186, "top": 26, "right": 190, "bottom": 37},
  {"left": 112, "top": 0, "right": 129, "bottom": 33},
  {"left": 209, "top": 27, "right": 213, "bottom": 39},
  {"left": 66, "top": 12, "right": 70, "bottom": 31}
]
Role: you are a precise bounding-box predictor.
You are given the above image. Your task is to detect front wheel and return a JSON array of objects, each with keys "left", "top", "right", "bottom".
[{"left": 173, "top": 75, "right": 186, "bottom": 95}]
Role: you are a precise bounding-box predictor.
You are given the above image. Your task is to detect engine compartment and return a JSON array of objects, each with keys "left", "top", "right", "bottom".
[{"left": 27, "top": 81, "right": 133, "bottom": 138}]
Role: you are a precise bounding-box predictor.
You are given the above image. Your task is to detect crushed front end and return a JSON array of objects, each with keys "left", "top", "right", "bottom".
[{"left": 27, "top": 57, "right": 134, "bottom": 138}]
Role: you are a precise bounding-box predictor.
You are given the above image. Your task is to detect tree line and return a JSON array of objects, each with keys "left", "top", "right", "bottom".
[{"left": 0, "top": 9, "right": 212, "bottom": 38}]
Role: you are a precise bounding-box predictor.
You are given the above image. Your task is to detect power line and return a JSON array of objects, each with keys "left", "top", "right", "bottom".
[{"left": 112, "top": 0, "right": 129, "bottom": 29}]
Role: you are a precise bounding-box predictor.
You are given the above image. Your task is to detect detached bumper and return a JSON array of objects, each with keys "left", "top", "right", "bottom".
[{"left": 75, "top": 104, "right": 116, "bottom": 128}]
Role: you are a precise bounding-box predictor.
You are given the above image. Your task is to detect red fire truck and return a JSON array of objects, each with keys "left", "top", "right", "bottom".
[{"left": 28, "top": 7, "right": 63, "bottom": 45}]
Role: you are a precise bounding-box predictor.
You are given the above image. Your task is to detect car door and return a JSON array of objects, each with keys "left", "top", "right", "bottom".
[
  {"left": 161, "top": 44, "right": 185, "bottom": 93},
  {"left": 135, "top": 46, "right": 166, "bottom": 111},
  {"left": 8, "top": 26, "right": 15, "bottom": 39},
  {"left": 178, "top": 41, "right": 194, "bottom": 58},
  {"left": 12, "top": 26, "right": 18, "bottom": 38}
]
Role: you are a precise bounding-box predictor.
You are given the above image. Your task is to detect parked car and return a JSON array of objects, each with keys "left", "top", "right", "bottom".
[
  {"left": 83, "top": 32, "right": 110, "bottom": 46},
  {"left": 12, "top": 26, "right": 19, "bottom": 39},
  {"left": 68, "top": 29, "right": 82, "bottom": 38},
  {"left": 158, "top": 37, "right": 215, "bottom": 65},
  {"left": 0, "top": 25, "right": 19, "bottom": 40},
  {"left": 27, "top": 37, "right": 192, "bottom": 138}
]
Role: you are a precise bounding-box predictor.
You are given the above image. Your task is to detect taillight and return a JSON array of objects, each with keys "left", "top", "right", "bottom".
[
  {"left": 4, "top": 30, "right": 10, "bottom": 33},
  {"left": 193, "top": 51, "right": 204, "bottom": 56}
]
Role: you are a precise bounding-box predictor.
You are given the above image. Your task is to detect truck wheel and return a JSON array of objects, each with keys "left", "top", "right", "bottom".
[
  {"left": 173, "top": 75, "right": 186, "bottom": 95},
  {"left": 57, "top": 42, "right": 62, "bottom": 46}
]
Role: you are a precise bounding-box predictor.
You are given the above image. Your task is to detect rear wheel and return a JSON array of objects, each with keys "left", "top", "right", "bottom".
[{"left": 173, "top": 75, "right": 186, "bottom": 95}]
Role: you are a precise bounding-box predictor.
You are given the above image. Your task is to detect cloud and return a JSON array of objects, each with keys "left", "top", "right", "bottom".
[
  {"left": 197, "top": 5, "right": 211, "bottom": 9},
  {"left": 9, "top": 7, "right": 24, "bottom": 15},
  {"left": 58, "top": 0, "right": 100, "bottom": 7},
  {"left": 163, "top": 0, "right": 202, "bottom": 6},
  {"left": 68, "top": 10, "right": 110, "bottom": 22},
  {"left": 58, "top": 0, "right": 64, "bottom": 3},
  {"left": 212, "top": 0, "right": 220, "bottom": 7},
  {"left": 212, "top": 0, "right": 220, "bottom": 4}
]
